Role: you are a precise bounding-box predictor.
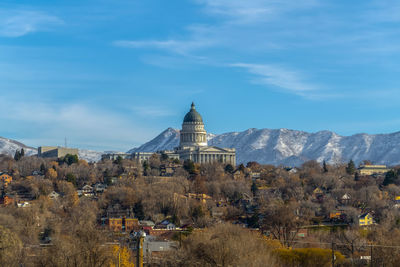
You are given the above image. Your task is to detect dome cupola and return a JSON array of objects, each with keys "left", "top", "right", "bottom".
[
  {"left": 183, "top": 102, "right": 203, "bottom": 123},
  {"left": 179, "top": 102, "right": 207, "bottom": 147}
]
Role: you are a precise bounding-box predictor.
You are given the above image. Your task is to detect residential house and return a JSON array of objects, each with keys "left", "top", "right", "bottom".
[
  {"left": 0, "top": 172, "right": 12, "bottom": 186},
  {"left": 395, "top": 196, "right": 400, "bottom": 208},
  {"left": 107, "top": 217, "right": 139, "bottom": 232},
  {"left": 341, "top": 193, "right": 351, "bottom": 205},
  {"left": 48, "top": 191, "right": 60, "bottom": 200},
  {"left": 17, "top": 201, "right": 31, "bottom": 208},
  {"left": 0, "top": 195, "right": 13, "bottom": 206},
  {"left": 82, "top": 185, "right": 94, "bottom": 197},
  {"left": 359, "top": 212, "right": 374, "bottom": 226},
  {"left": 313, "top": 188, "right": 324, "bottom": 202},
  {"left": 94, "top": 183, "right": 107, "bottom": 193}
]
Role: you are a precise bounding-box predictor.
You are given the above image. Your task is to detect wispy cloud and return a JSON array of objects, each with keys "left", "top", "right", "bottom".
[
  {"left": 230, "top": 63, "right": 317, "bottom": 94},
  {"left": 131, "top": 106, "right": 176, "bottom": 117},
  {"left": 195, "top": 0, "right": 319, "bottom": 24},
  {"left": 0, "top": 9, "right": 63, "bottom": 37},
  {"left": 113, "top": 36, "right": 216, "bottom": 55},
  {"left": 0, "top": 99, "right": 152, "bottom": 151}
]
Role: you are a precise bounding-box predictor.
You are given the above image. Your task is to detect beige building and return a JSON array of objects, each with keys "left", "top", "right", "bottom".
[
  {"left": 358, "top": 165, "right": 389, "bottom": 176},
  {"left": 175, "top": 103, "right": 236, "bottom": 166},
  {"left": 38, "top": 146, "right": 79, "bottom": 158}
]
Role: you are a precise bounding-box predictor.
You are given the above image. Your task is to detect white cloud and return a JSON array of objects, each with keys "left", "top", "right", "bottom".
[
  {"left": 231, "top": 63, "right": 317, "bottom": 94},
  {"left": 113, "top": 37, "right": 216, "bottom": 55},
  {"left": 0, "top": 9, "right": 63, "bottom": 37},
  {"left": 0, "top": 100, "right": 152, "bottom": 151},
  {"left": 195, "top": 0, "right": 318, "bottom": 24}
]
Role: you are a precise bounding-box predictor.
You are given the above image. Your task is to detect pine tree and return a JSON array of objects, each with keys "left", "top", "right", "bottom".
[
  {"left": 323, "top": 160, "right": 328, "bottom": 173},
  {"left": 346, "top": 160, "right": 356, "bottom": 175}
]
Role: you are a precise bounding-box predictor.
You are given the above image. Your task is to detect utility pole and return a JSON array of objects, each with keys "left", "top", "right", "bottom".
[
  {"left": 331, "top": 241, "right": 335, "bottom": 267},
  {"left": 136, "top": 231, "right": 146, "bottom": 267},
  {"left": 370, "top": 244, "right": 373, "bottom": 267}
]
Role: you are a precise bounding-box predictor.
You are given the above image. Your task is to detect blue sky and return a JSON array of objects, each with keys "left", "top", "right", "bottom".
[{"left": 1, "top": 0, "right": 400, "bottom": 151}]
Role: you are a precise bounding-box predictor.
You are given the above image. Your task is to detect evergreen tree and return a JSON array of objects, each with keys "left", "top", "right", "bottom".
[
  {"left": 383, "top": 170, "right": 398, "bottom": 186},
  {"left": 224, "top": 164, "right": 234, "bottom": 174},
  {"left": 113, "top": 156, "right": 123, "bottom": 165},
  {"left": 251, "top": 181, "right": 258, "bottom": 196},
  {"left": 323, "top": 160, "right": 328, "bottom": 173},
  {"left": 183, "top": 159, "right": 196, "bottom": 175},
  {"left": 133, "top": 201, "right": 145, "bottom": 220},
  {"left": 40, "top": 163, "right": 47, "bottom": 174},
  {"left": 20, "top": 148, "right": 24, "bottom": 157},
  {"left": 346, "top": 160, "right": 356, "bottom": 175},
  {"left": 13, "top": 150, "right": 22, "bottom": 161}
]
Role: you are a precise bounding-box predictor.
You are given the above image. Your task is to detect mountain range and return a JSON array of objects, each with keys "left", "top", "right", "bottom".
[
  {"left": 129, "top": 127, "right": 400, "bottom": 166},
  {"left": 2, "top": 127, "right": 400, "bottom": 166}
]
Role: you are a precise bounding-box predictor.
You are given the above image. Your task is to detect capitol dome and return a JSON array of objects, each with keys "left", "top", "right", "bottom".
[
  {"left": 180, "top": 102, "right": 207, "bottom": 147},
  {"left": 183, "top": 102, "right": 203, "bottom": 123}
]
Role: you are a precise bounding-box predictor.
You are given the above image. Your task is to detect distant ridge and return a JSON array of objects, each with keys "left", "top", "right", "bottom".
[
  {"left": 129, "top": 128, "right": 400, "bottom": 166},
  {"left": 0, "top": 137, "right": 103, "bottom": 162}
]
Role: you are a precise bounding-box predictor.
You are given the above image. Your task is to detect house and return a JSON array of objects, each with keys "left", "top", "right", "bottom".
[
  {"left": 341, "top": 193, "right": 351, "bottom": 205},
  {"left": 81, "top": 185, "right": 94, "bottom": 197},
  {"left": 48, "top": 191, "right": 60, "bottom": 199},
  {"left": 156, "top": 220, "right": 176, "bottom": 230},
  {"left": 358, "top": 165, "right": 389, "bottom": 176},
  {"left": 107, "top": 217, "right": 139, "bottom": 232},
  {"left": 140, "top": 220, "right": 155, "bottom": 228},
  {"left": 17, "top": 201, "right": 31, "bottom": 208},
  {"left": 313, "top": 188, "right": 324, "bottom": 202},
  {"left": 0, "top": 172, "right": 12, "bottom": 186},
  {"left": 359, "top": 212, "right": 374, "bottom": 226},
  {"left": 94, "top": 183, "right": 107, "bottom": 193},
  {"left": 160, "top": 163, "right": 181, "bottom": 176},
  {"left": 395, "top": 196, "right": 400, "bottom": 208},
  {"left": 0, "top": 195, "right": 13, "bottom": 206}
]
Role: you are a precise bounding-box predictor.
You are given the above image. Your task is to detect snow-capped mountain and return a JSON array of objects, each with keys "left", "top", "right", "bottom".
[
  {"left": 0, "top": 137, "right": 37, "bottom": 156},
  {"left": 129, "top": 128, "right": 400, "bottom": 166},
  {"left": 0, "top": 137, "right": 103, "bottom": 162}
]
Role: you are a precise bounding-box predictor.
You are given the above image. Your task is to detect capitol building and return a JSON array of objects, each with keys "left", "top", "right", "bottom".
[{"left": 131, "top": 103, "right": 236, "bottom": 166}]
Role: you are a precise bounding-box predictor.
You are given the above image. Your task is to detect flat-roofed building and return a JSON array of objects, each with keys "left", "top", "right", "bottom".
[
  {"left": 38, "top": 146, "right": 79, "bottom": 159},
  {"left": 358, "top": 165, "right": 389, "bottom": 176}
]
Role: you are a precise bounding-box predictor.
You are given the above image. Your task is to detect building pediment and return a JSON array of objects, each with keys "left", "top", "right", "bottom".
[{"left": 197, "top": 146, "right": 235, "bottom": 153}]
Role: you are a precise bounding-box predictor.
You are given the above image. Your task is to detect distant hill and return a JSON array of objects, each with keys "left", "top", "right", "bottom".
[
  {"left": 0, "top": 137, "right": 103, "bottom": 162},
  {"left": 129, "top": 128, "right": 400, "bottom": 166}
]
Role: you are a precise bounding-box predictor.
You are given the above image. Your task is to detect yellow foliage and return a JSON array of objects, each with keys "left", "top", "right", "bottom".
[
  {"left": 79, "top": 159, "right": 89, "bottom": 166},
  {"left": 45, "top": 168, "right": 58, "bottom": 180},
  {"left": 275, "top": 247, "right": 346, "bottom": 267},
  {"left": 110, "top": 245, "right": 135, "bottom": 267}
]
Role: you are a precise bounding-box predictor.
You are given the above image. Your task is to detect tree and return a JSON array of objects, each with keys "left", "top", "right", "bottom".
[
  {"left": 113, "top": 156, "right": 123, "bottom": 165},
  {"left": 323, "top": 160, "right": 328, "bottom": 173},
  {"left": 346, "top": 160, "right": 356, "bottom": 175},
  {"left": 66, "top": 173, "right": 77, "bottom": 187},
  {"left": 110, "top": 245, "right": 134, "bottom": 267},
  {"left": 251, "top": 181, "right": 258, "bottom": 196},
  {"left": 0, "top": 226, "right": 23, "bottom": 266},
  {"left": 133, "top": 201, "right": 145, "bottom": 220},
  {"left": 224, "top": 164, "right": 234, "bottom": 174},
  {"left": 261, "top": 201, "right": 305, "bottom": 247},
  {"left": 14, "top": 150, "right": 22, "bottom": 161},
  {"left": 383, "top": 170, "right": 398, "bottom": 186},
  {"left": 161, "top": 223, "right": 277, "bottom": 267},
  {"left": 183, "top": 159, "right": 196, "bottom": 175},
  {"left": 45, "top": 168, "right": 58, "bottom": 180}
]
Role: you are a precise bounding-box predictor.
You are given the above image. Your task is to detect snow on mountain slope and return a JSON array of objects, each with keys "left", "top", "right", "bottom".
[
  {"left": 0, "top": 137, "right": 103, "bottom": 162},
  {"left": 129, "top": 128, "right": 400, "bottom": 166},
  {"left": 0, "top": 137, "right": 37, "bottom": 157}
]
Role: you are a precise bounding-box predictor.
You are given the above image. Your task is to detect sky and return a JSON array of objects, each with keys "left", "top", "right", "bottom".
[{"left": 1, "top": 0, "right": 400, "bottom": 152}]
